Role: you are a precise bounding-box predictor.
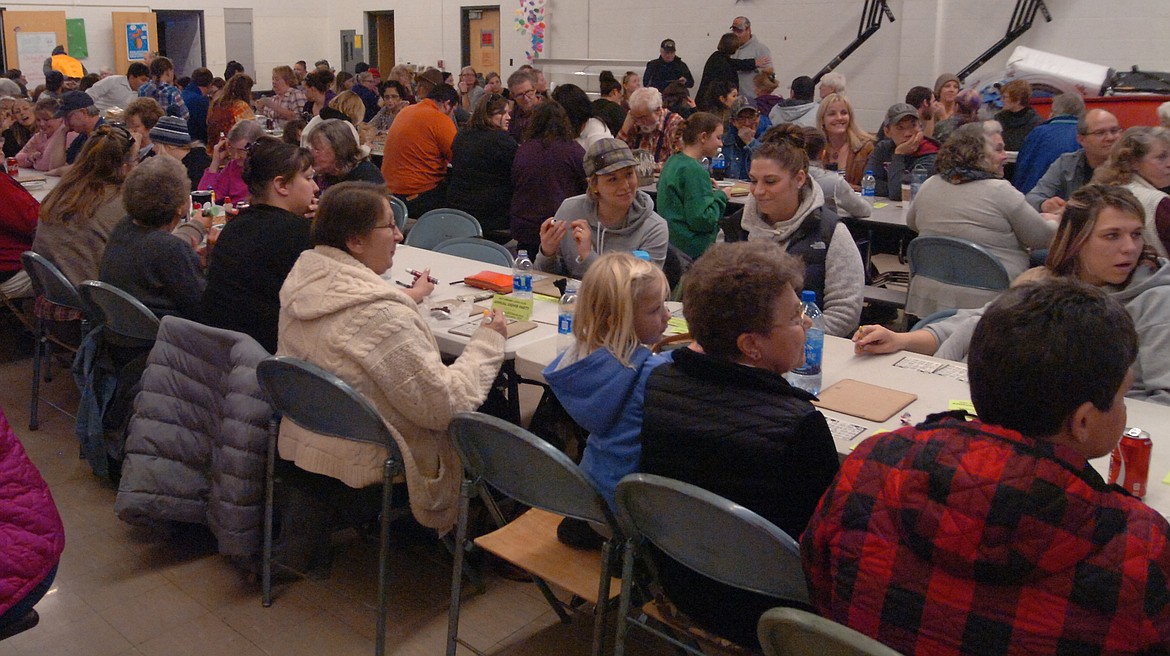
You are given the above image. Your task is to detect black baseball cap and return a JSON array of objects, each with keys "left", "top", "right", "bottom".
[{"left": 660, "top": 39, "right": 676, "bottom": 52}]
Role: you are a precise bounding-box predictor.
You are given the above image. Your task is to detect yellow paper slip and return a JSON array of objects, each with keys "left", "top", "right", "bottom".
[
  {"left": 873, "top": 202, "right": 889, "bottom": 209},
  {"left": 492, "top": 295, "right": 534, "bottom": 321},
  {"left": 667, "top": 317, "right": 688, "bottom": 335},
  {"left": 948, "top": 400, "right": 977, "bottom": 416}
]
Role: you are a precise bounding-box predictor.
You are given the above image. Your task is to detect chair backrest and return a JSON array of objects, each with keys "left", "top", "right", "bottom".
[
  {"left": 910, "top": 308, "right": 958, "bottom": 331},
  {"left": 255, "top": 355, "right": 401, "bottom": 454},
  {"left": 20, "top": 251, "right": 83, "bottom": 311},
  {"left": 757, "top": 607, "right": 904, "bottom": 656},
  {"left": 448, "top": 412, "right": 616, "bottom": 530},
  {"left": 77, "top": 280, "right": 160, "bottom": 341},
  {"left": 907, "top": 236, "right": 1011, "bottom": 291},
  {"left": 434, "top": 237, "right": 514, "bottom": 268},
  {"left": 404, "top": 209, "right": 483, "bottom": 249},
  {"left": 614, "top": 473, "right": 809, "bottom": 604},
  {"left": 389, "top": 195, "right": 408, "bottom": 231}
]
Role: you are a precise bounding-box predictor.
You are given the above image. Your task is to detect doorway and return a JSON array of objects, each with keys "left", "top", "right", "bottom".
[
  {"left": 155, "top": 10, "right": 205, "bottom": 75},
  {"left": 366, "top": 11, "right": 394, "bottom": 76},
  {"left": 462, "top": 7, "right": 500, "bottom": 76}
]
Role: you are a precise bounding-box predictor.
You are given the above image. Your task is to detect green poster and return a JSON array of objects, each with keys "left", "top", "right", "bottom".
[{"left": 66, "top": 19, "right": 88, "bottom": 59}]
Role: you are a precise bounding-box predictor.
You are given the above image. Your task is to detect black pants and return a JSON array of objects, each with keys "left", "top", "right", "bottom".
[{"left": 403, "top": 179, "right": 450, "bottom": 219}]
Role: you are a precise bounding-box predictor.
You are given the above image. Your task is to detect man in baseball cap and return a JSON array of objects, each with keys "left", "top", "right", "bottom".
[
  {"left": 865, "top": 102, "right": 940, "bottom": 200},
  {"left": 724, "top": 97, "right": 764, "bottom": 180},
  {"left": 58, "top": 91, "right": 105, "bottom": 165},
  {"left": 643, "top": 38, "right": 694, "bottom": 92}
]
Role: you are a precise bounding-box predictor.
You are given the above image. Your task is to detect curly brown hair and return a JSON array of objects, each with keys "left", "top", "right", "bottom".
[{"left": 1093, "top": 126, "right": 1170, "bottom": 186}]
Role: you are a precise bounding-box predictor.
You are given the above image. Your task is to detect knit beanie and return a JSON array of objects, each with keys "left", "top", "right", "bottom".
[{"left": 149, "top": 115, "right": 192, "bottom": 147}]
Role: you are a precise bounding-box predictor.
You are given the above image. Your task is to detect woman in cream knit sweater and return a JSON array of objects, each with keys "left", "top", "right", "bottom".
[{"left": 277, "top": 182, "right": 508, "bottom": 534}]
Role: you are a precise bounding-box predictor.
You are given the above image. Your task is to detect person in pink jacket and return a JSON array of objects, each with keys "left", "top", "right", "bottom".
[
  {"left": 14, "top": 97, "right": 78, "bottom": 172},
  {"left": 0, "top": 407, "right": 64, "bottom": 631},
  {"left": 196, "top": 118, "right": 264, "bottom": 203}
]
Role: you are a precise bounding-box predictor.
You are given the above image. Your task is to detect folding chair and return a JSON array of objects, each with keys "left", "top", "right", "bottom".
[
  {"left": 433, "top": 237, "right": 514, "bottom": 268},
  {"left": 905, "top": 236, "right": 1010, "bottom": 318},
  {"left": 757, "top": 607, "right": 904, "bottom": 656},
  {"left": 20, "top": 252, "right": 86, "bottom": 431},
  {"left": 389, "top": 195, "right": 409, "bottom": 231},
  {"left": 404, "top": 209, "right": 482, "bottom": 249},
  {"left": 446, "top": 411, "right": 622, "bottom": 656},
  {"left": 255, "top": 355, "right": 404, "bottom": 656},
  {"left": 76, "top": 281, "right": 161, "bottom": 345},
  {"left": 613, "top": 473, "right": 811, "bottom": 656}
]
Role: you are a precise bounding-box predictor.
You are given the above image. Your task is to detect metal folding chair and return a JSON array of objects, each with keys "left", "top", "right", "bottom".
[
  {"left": 612, "top": 473, "right": 811, "bottom": 656},
  {"left": 77, "top": 280, "right": 161, "bottom": 344},
  {"left": 254, "top": 356, "right": 404, "bottom": 656},
  {"left": 389, "top": 195, "right": 409, "bottom": 231},
  {"left": 905, "top": 236, "right": 1011, "bottom": 318},
  {"left": 446, "top": 411, "right": 622, "bottom": 656},
  {"left": 433, "top": 237, "right": 514, "bottom": 268},
  {"left": 404, "top": 209, "right": 483, "bottom": 249},
  {"left": 20, "top": 252, "right": 86, "bottom": 431},
  {"left": 757, "top": 607, "right": 904, "bottom": 656}
]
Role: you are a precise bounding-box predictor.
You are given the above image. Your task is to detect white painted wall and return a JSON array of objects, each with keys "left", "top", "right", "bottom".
[{"left": 6, "top": 0, "right": 1166, "bottom": 129}]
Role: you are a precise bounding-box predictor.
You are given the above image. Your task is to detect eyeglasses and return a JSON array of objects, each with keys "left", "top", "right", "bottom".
[
  {"left": 371, "top": 223, "right": 398, "bottom": 231},
  {"left": 729, "top": 26, "right": 746, "bottom": 33},
  {"left": 1084, "top": 126, "right": 1123, "bottom": 138},
  {"left": 514, "top": 89, "right": 537, "bottom": 100}
]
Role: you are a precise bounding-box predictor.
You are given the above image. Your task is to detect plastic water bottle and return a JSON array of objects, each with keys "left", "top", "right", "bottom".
[
  {"left": 632, "top": 250, "right": 651, "bottom": 261},
  {"left": 861, "top": 169, "right": 876, "bottom": 204},
  {"left": 711, "top": 150, "right": 727, "bottom": 181},
  {"left": 512, "top": 249, "right": 533, "bottom": 301},
  {"left": 557, "top": 282, "right": 578, "bottom": 353},
  {"left": 787, "top": 290, "right": 824, "bottom": 395}
]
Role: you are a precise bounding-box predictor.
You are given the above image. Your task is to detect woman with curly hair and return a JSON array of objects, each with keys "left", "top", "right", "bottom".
[
  {"left": 1093, "top": 126, "right": 1170, "bottom": 257},
  {"left": 207, "top": 72, "right": 255, "bottom": 149}
]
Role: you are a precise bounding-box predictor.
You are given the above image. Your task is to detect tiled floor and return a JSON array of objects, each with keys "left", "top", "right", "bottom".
[{"left": 0, "top": 323, "right": 672, "bottom": 656}]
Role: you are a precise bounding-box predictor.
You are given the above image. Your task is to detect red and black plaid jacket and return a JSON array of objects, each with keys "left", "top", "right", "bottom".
[{"left": 802, "top": 416, "right": 1170, "bottom": 655}]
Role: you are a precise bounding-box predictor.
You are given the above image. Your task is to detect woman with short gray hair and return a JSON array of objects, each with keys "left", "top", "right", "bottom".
[{"left": 305, "top": 118, "right": 383, "bottom": 190}]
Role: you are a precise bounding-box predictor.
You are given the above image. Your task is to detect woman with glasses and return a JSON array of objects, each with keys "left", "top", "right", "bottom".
[
  {"left": 1094, "top": 126, "right": 1170, "bottom": 257},
  {"left": 14, "top": 97, "right": 77, "bottom": 172},
  {"left": 305, "top": 118, "right": 383, "bottom": 191},
  {"left": 369, "top": 80, "right": 409, "bottom": 133},
  {"left": 276, "top": 181, "right": 507, "bottom": 539},
  {"left": 33, "top": 124, "right": 137, "bottom": 286},
  {"left": 639, "top": 241, "right": 840, "bottom": 649},
  {"left": 447, "top": 93, "right": 516, "bottom": 242},
  {"left": 198, "top": 118, "right": 265, "bottom": 202}
]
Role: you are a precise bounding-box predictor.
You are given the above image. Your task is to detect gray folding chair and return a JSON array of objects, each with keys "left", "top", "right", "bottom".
[
  {"left": 254, "top": 356, "right": 404, "bottom": 656},
  {"left": 433, "top": 237, "right": 514, "bottom": 268},
  {"left": 612, "top": 473, "right": 811, "bottom": 656},
  {"left": 757, "top": 607, "right": 904, "bottom": 656},
  {"left": 389, "top": 195, "right": 408, "bottom": 231},
  {"left": 905, "top": 236, "right": 1010, "bottom": 318},
  {"left": 446, "top": 411, "right": 622, "bottom": 656},
  {"left": 77, "top": 280, "right": 161, "bottom": 345},
  {"left": 20, "top": 251, "right": 86, "bottom": 431},
  {"left": 404, "top": 208, "right": 482, "bottom": 249}
]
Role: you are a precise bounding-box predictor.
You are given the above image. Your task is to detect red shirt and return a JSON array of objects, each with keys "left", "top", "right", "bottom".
[{"left": 0, "top": 173, "right": 39, "bottom": 272}]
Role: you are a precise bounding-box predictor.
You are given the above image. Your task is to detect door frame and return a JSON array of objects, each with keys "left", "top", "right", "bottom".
[{"left": 460, "top": 5, "right": 499, "bottom": 70}]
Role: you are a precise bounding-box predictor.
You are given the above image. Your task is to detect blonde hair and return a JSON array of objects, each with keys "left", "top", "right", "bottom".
[
  {"left": 816, "top": 93, "right": 874, "bottom": 153},
  {"left": 329, "top": 90, "right": 365, "bottom": 124},
  {"left": 573, "top": 252, "right": 667, "bottom": 366},
  {"left": 1094, "top": 126, "right": 1170, "bottom": 186}
]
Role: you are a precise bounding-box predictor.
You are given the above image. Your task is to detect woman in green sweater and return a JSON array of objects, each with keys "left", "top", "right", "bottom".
[{"left": 657, "top": 112, "right": 729, "bottom": 259}]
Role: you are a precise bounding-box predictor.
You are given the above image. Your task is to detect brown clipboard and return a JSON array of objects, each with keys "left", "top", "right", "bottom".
[{"left": 811, "top": 378, "right": 917, "bottom": 422}]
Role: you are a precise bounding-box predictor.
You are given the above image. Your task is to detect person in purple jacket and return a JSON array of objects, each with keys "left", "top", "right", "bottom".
[{"left": 510, "top": 101, "right": 586, "bottom": 256}]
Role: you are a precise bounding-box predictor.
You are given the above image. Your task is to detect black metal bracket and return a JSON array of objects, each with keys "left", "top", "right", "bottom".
[
  {"left": 957, "top": 0, "right": 1052, "bottom": 82},
  {"left": 813, "top": 0, "right": 895, "bottom": 84}
]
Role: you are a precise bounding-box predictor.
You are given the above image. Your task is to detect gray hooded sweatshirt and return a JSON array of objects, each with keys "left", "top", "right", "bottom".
[{"left": 534, "top": 190, "right": 670, "bottom": 278}]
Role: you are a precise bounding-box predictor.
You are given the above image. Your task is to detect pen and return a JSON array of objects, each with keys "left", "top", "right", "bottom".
[
  {"left": 408, "top": 269, "right": 439, "bottom": 284},
  {"left": 394, "top": 280, "right": 412, "bottom": 288}
]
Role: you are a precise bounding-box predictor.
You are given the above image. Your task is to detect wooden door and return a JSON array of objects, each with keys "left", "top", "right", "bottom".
[
  {"left": 375, "top": 14, "right": 395, "bottom": 75},
  {"left": 468, "top": 8, "right": 500, "bottom": 75},
  {"left": 112, "top": 11, "right": 158, "bottom": 74},
  {"left": 2, "top": 10, "right": 68, "bottom": 88}
]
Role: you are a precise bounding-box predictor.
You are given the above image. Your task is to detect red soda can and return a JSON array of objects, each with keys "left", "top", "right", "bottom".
[
  {"left": 5, "top": 157, "right": 16, "bottom": 173},
  {"left": 1109, "top": 427, "right": 1152, "bottom": 498}
]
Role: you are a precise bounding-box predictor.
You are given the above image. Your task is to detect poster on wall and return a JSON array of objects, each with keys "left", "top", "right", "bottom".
[
  {"left": 66, "top": 19, "right": 88, "bottom": 59},
  {"left": 480, "top": 30, "right": 494, "bottom": 48},
  {"left": 126, "top": 23, "right": 150, "bottom": 61},
  {"left": 16, "top": 32, "right": 58, "bottom": 89}
]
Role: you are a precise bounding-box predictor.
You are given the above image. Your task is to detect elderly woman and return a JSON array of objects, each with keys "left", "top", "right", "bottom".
[
  {"left": 202, "top": 138, "right": 317, "bottom": 353},
  {"left": 277, "top": 181, "right": 507, "bottom": 535},
  {"left": 198, "top": 118, "right": 265, "bottom": 202},
  {"left": 99, "top": 155, "right": 206, "bottom": 320},
  {"left": 124, "top": 97, "right": 164, "bottom": 161},
  {"left": 995, "top": 79, "right": 1043, "bottom": 152},
  {"left": 369, "top": 80, "right": 409, "bottom": 133},
  {"left": 741, "top": 124, "right": 864, "bottom": 337},
  {"left": 1094, "top": 127, "right": 1170, "bottom": 257},
  {"left": 14, "top": 97, "right": 76, "bottom": 171},
  {"left": 908, "top": 122, "right": 1056, "bottom": 288},
  {"left": 817, "top": 93, "right": 875, "bottom": 187},
  {"left": 33, "top": 125, "right": 137, "bottom": 286},
  {"left": 536, "top": 137, "right": 669, "bottom": 277},
  {"left": 510, "top": 102, "right": 587, "bottom": 256},
  {"left": 305, "top": 118, "right": 383, "bottom": 191},
  {"left": 2, "top": 97, "right": 35, "bottom": 157},
  {"left": 207, "top": 73, "right": 255, "bottom": 148},
  {"left": 256, "top": 66, "right": 306, "bottom": 128},
  {"left": 301, "top": 69, "right": 335, "bottom": 119},
  {"left": 640, "top": 241, "right": 841, "bottom": 649},
  {"left": 447, "top": 93, "right": 516, "bottom": 242}
]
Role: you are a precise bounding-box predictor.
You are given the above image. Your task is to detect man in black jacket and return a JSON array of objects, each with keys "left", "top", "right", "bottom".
[{"left": 643, "top": 39, "right": 694, "bottom": 92}]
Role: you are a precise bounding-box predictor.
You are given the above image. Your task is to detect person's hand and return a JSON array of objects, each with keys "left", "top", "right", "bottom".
[
  {"left": 569, "top": 220, "right": 592, "bottom": 261},
  {"left": 755, "top": 56, "right": 772, "bottom": 68},
  {"left": 408, "top": 268, "right": 436, "bottom": 298},
  {"left": 853, "top": 325, "right": 903, "bottom": 355},
  {"left": 619, "top": 111, "right": 635, "bottom": 137},
  {"left": 190, "top": 210, "right": 212, "bottom": 231},
  {"left": 210, "top": 139, "right": 229, "bottom": 169},
  {"left": 482, "top": 309, "right": 509, "bottom": 339},
  {"left": 719, "top": 187, "right": 731, "bottom": 199},
  {"left": 1040, "top": 197, "right": 1067, "bottom": 213},
  {"left": 538, "top": 217, "right": 567, "bottom": 258},
  {"left": 1040, "top": 211, "right": 1062, "bottom": 223},
  {"left": 0, "top": 113, "right": 13, "bottom": 133},
  {"left": 930, "top": 100, "right": 946, "bottom": 120},
  {"left": 304, "top": 195, "right": 319, "bottom": 219},
  {"left": 737, "top": 124, "right": 756, "bottom": 145},
  {"left": 894, "top": 129, "right": 924, "bottom": 155}
]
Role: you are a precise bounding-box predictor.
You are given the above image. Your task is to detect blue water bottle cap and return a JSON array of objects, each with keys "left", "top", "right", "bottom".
[
  {"left": 801, "top": 290, "right": 817, "bottom": 304},
  {"left": 632, "top": 250, "right": 651, "bottom": 261}
]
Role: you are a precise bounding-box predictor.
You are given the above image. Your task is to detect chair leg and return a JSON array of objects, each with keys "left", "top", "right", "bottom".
[
  {"left": 375, "top": 459, "right": 395, "bottom": 656},
  {"left": 28, "top": 321, "right": 44, "bottom": 431},
  {"left": 446, "top": 480, "right": 474, "bottom": 656},
  {"left": 591, "top": 539, "right": 615, "bottom": 656},
  {"left": 612, "top": 540, "right": 637, "bottom": 656},
  {"left": 42, "top": 337, "right": 53, "bottom": 383},
  {"left": 262, "top": 417, "right": 278, "bottom": 607}
]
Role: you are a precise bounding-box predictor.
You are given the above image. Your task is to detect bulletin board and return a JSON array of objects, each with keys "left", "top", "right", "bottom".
[
  {"left": 111, "top": 11, "right": 157, "bottom": 74},
  {"left": 65, "top": 18, "right": 88, "bottom": 59},
  {"left": 1, "top": 10, "right": 68, "bottom": 87}
]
